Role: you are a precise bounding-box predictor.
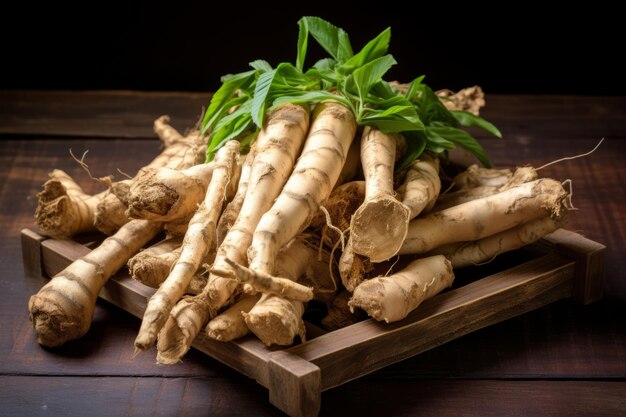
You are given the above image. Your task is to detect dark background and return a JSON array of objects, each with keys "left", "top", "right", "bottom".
[{"left": 2, "top": 1, "right": 621, "bottom": 95}]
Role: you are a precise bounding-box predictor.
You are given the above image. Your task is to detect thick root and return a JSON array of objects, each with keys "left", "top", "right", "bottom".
[
  {"left": 126, "top": 163, "right": 214, "bottom": 222},
  {"left": 398, "top": 154, "right": 441, "bottom": 219},
  {"left": 435, "top": 215, "right": 566, "bottom": 268},
  {"left": 435, "top": 166, "right": 538, "bottom": 211},
  {"left": 452, "top": 164, "right": 513, "bottom": 190},
  {"left": 248, "top": 102, "right": 357, "bottom": 276},
  {"left": 156, "top": 295, "right": 211, "bottom": 364},
  {"left": 35, "top": 169, "right": 105, "bottom": 237},
  {"left": 349, "top": 255, "right": 454, "bottom": 323},
  {"left": 94, "top": 191, "right": 130, "bottom": 235},
  {"left": 207, "top": 104, "right": 310, "bottom": 312},
  {"left": 128, "top": 237, "right": 182, "bottom": 288},
  {"left": 150, "top": 116, "right": 206, "bottom": 170},
  {"left": 336, "top": 135, "right": 361, "bottom": 186},
  {"left": 400, "top": 178, "right": 568, "bottom": 256},
  {"left": 216, "top": 146, "right": 256, "bottom": 247},
  {"left": 135, "top": 142, "right": 239, "bottom": 352},
  {"left": 436, "top": 86, "right": 486, "bottom": 116},
  {"left": 350, "top": 127, "right": 410, "bottom": 262},
  {"left": 205, "top": 294, "right": 261, "bottom": 342},
  {"left": 28, "top": 219, "right": 161, "bottom": 347},
  {"left": 338, "top": 238, "right": 374, "bottom": 292},
  {"left": 243, "top": 294, "right": 306, "bottom": 346}
]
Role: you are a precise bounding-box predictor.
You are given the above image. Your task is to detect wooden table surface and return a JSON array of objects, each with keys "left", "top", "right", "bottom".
[{"left": 0, "top": 90, "right": 625, "bottom": 416}]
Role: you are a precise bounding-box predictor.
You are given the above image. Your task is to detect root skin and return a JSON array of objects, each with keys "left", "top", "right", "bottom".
[
  {"left": 35, "top": 169, "right": 105, "bottom": 237},
  {"left": 338, "top": 238, "right": 375, "bottom": 293},
  {"left": 126, "top": 163, "right": 214, "bottom": 222},
  {"left": 400, "top": 178, "right": 568, "bottom": 256},
  {"left": 28, "top": 219, "right": 161, "bottom": 347},
  {"left": 436, "top": 86, "right": 486, "bottom": 116},
  {"left": 205, "top": 294, "right": 261, "bottom": 342},
  {"left": 336, "top": 136, "right": 361, "bottom": 186},
  {"left": 398, "top": 154, "right": 441, "bottom": 219},
  {"left": 244, "top": 236, "right": 333, "bottom": 346},
  {"left": 216, "top": 145, "right": 257, "bottom": 247},
  {"left": 243, "top": 293, "right": 305, "bottom": 346},
  {"left": 94, "top": 191, "right": 130, "bottom": 235},
  {"left": 150, "top": 116, "right": 205, "bottom": 170},
  {"left": 435, "top": 215, "right": 566, "bottom": 268},
  {"left": 135, "top": 141, "right": 239, "bottom": 352},
  {"left": 248, "top": 102, "right": 357, "bottom": 275},
  {"left": 350, "top": 127, "right": 410, "bottom": 262},
  {"left": 436, "top": 166, "right": 538, "bottom": 211},
  {"left": 208, "top": 104, "right": 310, "bottom": 311},
  {"left": 349, "top": 255, "right": 454, "bottom": 323},
  {"left": 453, "top": 164, "right": 512, "bottom": 190},
  {"left": 128, "top": 238, "right": 182, "bottom": 288},
  {"left": 217, "top": 258, "right": 313, "bottom": 302}
]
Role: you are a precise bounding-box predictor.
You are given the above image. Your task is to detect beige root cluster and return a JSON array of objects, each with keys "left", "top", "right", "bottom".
[{"left": 28, "top": 92, "right": 571, "bottom": 369}]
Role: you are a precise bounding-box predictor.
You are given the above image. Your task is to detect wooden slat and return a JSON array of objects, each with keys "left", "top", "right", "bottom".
[
  {"left": 0, "top": 90, "right": 211, "bottom": 138},
  {"left": 288, "top": 254, "right": 575, "bottom": 390},
  {"left": 29, "top": 227, "right": 596, "bottom": 398},
  {"left": 540, "top": 229, "right": 606, "bottom": 303},
  {"left": 38, "top": 234, "right": 275, "bottom": 385},
  {"left": 20, "top": 228, "right": 46, "bottom": 279},
  {"left": 268, "top": 351, "right": 321, "bottom": 417}
]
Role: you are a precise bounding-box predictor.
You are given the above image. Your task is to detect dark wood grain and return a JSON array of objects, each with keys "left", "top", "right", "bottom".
[
  {"left": 0, "top": 376, "right": 624, "bottom": 417},
  {"left": 289, "top": 253, "right": 575, "bottom": 390},
  {"left": 1, "top": 93, "right": 625, "bottom": 416},
  {"left": 0, "top": 90, "right": 211, "bottom": 138}
]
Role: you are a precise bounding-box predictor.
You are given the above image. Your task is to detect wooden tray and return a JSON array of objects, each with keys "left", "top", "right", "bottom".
[{"left": 21, "top": 227, "right": 605, "bottom": 417}]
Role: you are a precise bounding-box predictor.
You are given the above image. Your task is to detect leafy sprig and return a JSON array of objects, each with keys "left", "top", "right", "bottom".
[{"left": 201, "top": 16, "right": 501, "bottom": 167}]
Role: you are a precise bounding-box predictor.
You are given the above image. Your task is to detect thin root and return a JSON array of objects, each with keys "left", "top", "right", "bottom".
[
  {"left": 69, "top": 148, "right": 113, "bottom": 185},
  {"left": 536, "top": 138, "right": 604, "bottom": 171}
]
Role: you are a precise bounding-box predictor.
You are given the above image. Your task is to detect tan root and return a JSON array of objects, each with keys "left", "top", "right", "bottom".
[
  {"left": 401, "top": 178, "right": 568, "bottom": 256},
  {"left": 35, "top": 169, "right": 106, "bottom": 237},
  {"left": 350, "top": 127, "right": 410, "bottom": 262},
  {"left": 349, "top": 255, "right": 454, "bottom": 323},
  {"left": 28, "top": 219, "right": 161, "bottom": 347},
  {"left": 134, "top": 141, "right": 240, "bottom": 352},
  {"left": 397, "top": 153, "right": 441, "bottom": 220}
]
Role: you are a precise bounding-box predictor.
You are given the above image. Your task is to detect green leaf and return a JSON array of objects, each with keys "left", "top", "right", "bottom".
[
  {"left": 427, "top": 126, "right": 491, "bottom": 167},
  {"left": 396, "top": 131, "right": 427, "bottom": 171},
  {"left": 351, "top": 54, "right": 397, "bottom": 102},
  {"left": 249, "top": 59, "right": 273, "bottom": 72},
  {"left": 338, "top": 27, "right": 391, "bottom": 74},
  {"left": 450, "top": 110, "right": 502, "bottom": 138},
  {"left": 412, "top": 83, "right": 456, "bottom": 125},
  {"left": 424, "top": 127, "right": 456, "bottom": 150},
  {"left": 369, "top": 80, "right": 398, "bottom": 100},
  {"left": 296, "top": 18, "right": 308, "bottom": 71},
  {"left": 271, "top": 90, "right": 350, "bottom": 108},
  {"left": 201, "top": 69, "right": 256, "bottom": 136},
  {"left": 251, "top": 69, "right": 277, "bottom": 127},
  {"left": 206, "top": 102, "right": 254, "bottom": 161},
  {"left": 359, "top": 105, "right": 424, "bottom": 132},
  {"left": 405, "top": 75, "right": 425, "bottom": 100},
  {"left": 302, "top": 16, "right": 353, "bottom": 63},
  {"left": 313, "top": 58, "right": 336, "bottom": 71}
]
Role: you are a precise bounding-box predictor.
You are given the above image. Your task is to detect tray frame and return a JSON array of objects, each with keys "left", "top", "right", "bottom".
[{"left": 21, "top": 227, "right": 605, "bottom": 417}]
